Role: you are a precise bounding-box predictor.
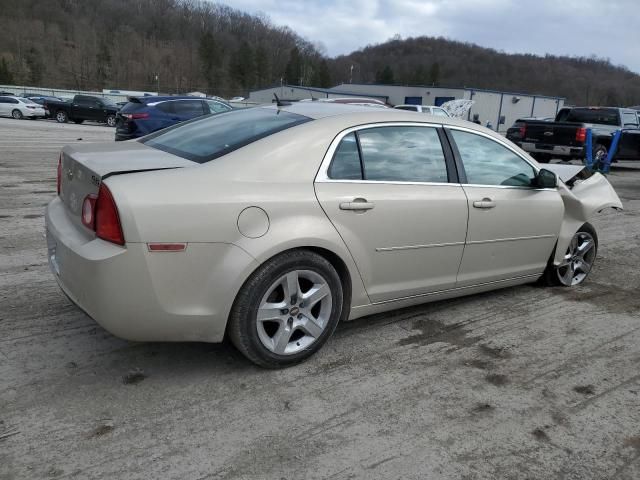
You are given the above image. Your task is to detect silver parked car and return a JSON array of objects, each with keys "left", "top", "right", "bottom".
[{"left": 46, "top": 103, "right": 622, "bottom": 368}]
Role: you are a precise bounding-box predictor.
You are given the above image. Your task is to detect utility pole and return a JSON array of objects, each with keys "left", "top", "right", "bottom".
[
  {"left": 349, "top": 65, "right": 353, "bottom": 84},
  {"left": 155, "top": 74, "right": 159, "bottom": 95}
]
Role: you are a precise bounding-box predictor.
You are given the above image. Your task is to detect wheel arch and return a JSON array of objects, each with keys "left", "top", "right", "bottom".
[{"left": 225, "top": 244, "right": 358, "bottom": 340}]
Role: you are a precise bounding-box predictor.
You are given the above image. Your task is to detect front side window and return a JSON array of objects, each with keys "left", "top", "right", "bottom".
[
  {"left": 142, "top": 107, "right": 311, "bottom": 163},
  {"left": 450, "top": 129, "right": 536, "bottom": 187}
]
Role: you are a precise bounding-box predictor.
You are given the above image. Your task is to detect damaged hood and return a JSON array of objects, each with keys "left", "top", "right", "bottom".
[{"left": 553, "top": 171, "right": 623, "bottom": 265}]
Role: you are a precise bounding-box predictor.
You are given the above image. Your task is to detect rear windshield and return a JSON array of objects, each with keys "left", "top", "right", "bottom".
[
  {"left": 561, "top": 108, "right": 619, "bottom": 126},
  {"left": 141, "top": 108, "right": 312, "bottom": 163}
]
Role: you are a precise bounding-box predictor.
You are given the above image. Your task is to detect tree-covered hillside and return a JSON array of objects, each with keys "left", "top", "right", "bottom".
[{"left": 0, "top": 1, "right": 638, "bottom": 106}]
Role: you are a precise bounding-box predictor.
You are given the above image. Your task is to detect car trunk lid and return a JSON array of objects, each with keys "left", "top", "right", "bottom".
[{"left": 59, "top": 141, "right": 194, "bottom": 224}]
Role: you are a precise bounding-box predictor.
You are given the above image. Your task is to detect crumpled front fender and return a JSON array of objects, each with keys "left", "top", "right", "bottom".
[{"left": 554, "top": 172, "right": 623, "bottom": 265}]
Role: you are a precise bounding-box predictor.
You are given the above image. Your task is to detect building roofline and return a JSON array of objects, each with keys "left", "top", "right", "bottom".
[{"left": 332, "top": 82, "right": 565, "bottom": 101}]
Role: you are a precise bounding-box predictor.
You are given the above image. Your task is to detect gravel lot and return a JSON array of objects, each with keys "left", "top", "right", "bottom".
[{"left": 1, "top": 117, "right": 639, "bottom": 480}]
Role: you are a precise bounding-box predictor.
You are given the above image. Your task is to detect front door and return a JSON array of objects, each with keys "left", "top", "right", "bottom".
[
  {"left": 447, "top": 128, "right": 564, "bottom": 286},
  {"left": 315, "top": 125, "right": 469, "bottom": 303}
]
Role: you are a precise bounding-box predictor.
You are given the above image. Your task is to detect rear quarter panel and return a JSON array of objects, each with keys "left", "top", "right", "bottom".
[{"left": 106, "top": 119, "right": 373, "bottom": 309}]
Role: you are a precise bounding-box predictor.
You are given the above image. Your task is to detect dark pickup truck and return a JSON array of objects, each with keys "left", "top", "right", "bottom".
[
  {"left": 506, "top": 107, "right": 640, "bottom": 163},
  {"left": 44, "top": 94, "right": 119, "bottom": 126}
]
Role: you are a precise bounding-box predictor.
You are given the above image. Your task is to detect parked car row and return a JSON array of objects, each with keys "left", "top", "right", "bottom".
[{"left": 0, "top": 92, "right": 235, "bottom": 140}]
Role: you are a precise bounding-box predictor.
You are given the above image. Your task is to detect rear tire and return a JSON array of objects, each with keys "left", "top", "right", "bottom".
[
  {"left": 228, "top": 250, "right": 343, "bottom": 368},
  {"left": 55, "top": 111, "right": 68, "bottom": 123},
  {"left": 542, "top": 224, "right": 598, "bottom": 287},
  {"left": 11, "top": 109, "right": 23, "bottom": 120},
  {"left": 106, "top": 114, "right": 116, "bottom": 127}
]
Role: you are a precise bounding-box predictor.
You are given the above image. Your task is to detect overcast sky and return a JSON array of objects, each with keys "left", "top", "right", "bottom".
[{"left": 228, "top": 0, "right": 640, "bottom": 73}]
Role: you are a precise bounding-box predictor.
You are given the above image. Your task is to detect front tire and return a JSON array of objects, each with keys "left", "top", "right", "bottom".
[
  {"left": 592, "top": 144, "right": 608, "bottom": 170},
  {"left": 543, "top": 224, "right": 598, "bottom": 287},
  {"left": 11, "top": 109, "right": 23, "bottom": 120},
  {"left": 228, "top": 250, "right": 343, "bottom": 368},
  {"left": 55, "top": 111, "right": 68, "bottom": 123}
]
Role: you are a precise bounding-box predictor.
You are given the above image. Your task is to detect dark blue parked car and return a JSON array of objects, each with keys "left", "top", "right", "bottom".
[{"left": 115, "top": 96, "right": 232, "bottom": 141}]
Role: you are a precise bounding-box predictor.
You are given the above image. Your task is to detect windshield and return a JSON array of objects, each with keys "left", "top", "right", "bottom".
[{"left": 141, "top": 107, "right": 312, "bottom": 163}]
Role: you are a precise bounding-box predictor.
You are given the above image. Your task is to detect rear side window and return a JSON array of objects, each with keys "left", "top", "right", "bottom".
[
  {"left": 327, "top": 133, "right": 362, "bottom": 180},
  {"left": 155, "top": 102, "right": 175, "bottom": 114},
  {"left": 431, "top": 108, "right": 449, "bottom": 117},
  {"left": 173, "top": 100, "right": 205, "bottom": 116},
  {"left": 327, "top": 126, "right": 448, "bottom": 183},
  {"left": 141, "top": 108, "right": 311, "bottom": 163},
  {"left": 359, "top": 127, "right": 448, "bottom": 182},
  {"left": 563, "top": 108, "right": 619, "bottom": 126}
]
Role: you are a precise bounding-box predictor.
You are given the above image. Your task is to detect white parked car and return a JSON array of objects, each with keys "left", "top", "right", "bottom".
[
  {"left": 0, "top": 96, "right": 46, "bottom": 119},
  {"left": 394, "top": 104, "right": 450, "bottom": 116},
  {"left": 46, "top": 103, "right": 622, "bottom": 368}
]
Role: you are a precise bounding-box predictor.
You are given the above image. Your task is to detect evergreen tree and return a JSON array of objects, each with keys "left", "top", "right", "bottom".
[
  {"left": 285, "top": 47, "right": 302, "bottom": 85},
  {"left": 231, "top": 41, "right": 255, "bottom": 90},
  {"left": 313, "top": 59, "right": 331, "bottom": 88},
  {"left": 376, "top": 65, "right": 395, "bottom": 84},
  {"left": 0, "top": 58, "right": 13, "bottom": 84},
  {"left": 429, "top": 62, "right": 440, "bottom": 86}
]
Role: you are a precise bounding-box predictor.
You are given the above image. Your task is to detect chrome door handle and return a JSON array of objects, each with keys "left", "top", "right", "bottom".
[
  {"left": 473, "top": 198, "right": 496, "bottom": 209},
  {"left": 339, "top": 198, "right": 375, "bottom": 211}
]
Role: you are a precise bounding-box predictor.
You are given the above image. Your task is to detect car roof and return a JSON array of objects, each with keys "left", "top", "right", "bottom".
[
  {"left": 132, "top": 95, "right": 230, "bottom": 105},
  {"left": 259, "top": 102, "right": 474, "bottom": 128}
]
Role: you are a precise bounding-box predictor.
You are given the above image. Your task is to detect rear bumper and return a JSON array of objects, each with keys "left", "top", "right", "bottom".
[
  {"left": 24, "top": 109, "right": 46, "bottom": 118},
  {"left": 114, "top": 131, "right": 139, "bottom": 141},
  {"left": 517, "top": 141, "right": 585, "bottom": 158},
  {"left": 45, "top": 197, "right": 257, "bottom": 343}
]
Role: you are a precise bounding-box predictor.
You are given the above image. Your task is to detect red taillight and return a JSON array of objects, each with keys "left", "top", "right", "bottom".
[
  {"left": 576, "top": 127, "right": 587, "bottom": 143},
  {"left": 95, "top": 183, "right": 125, "bottom": 245},
  {"left": 122, "top": 112, "right": 149, "bottom": 120},
  {"left": 57, "top": 154, "right": 62, "bottom": 195},
  {"left": 519, "top": 125, "right": 526, "bottom": 138}
]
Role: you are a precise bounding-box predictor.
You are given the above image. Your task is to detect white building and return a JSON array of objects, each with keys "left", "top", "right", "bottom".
[{"left": 249, "top": 83, "right": 565, "bottom": 133}]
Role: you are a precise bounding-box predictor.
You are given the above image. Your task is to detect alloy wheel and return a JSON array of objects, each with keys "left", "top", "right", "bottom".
[
  {"left": 556, "top": 231, "right": 596, "bottom": 286},
  {"left": 256, "top": 269, "right": 332, "bottom": 355}
]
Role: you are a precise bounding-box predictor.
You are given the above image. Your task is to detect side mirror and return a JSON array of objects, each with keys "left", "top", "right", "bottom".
[{"left": 534, "top": 168, "right": 557, "bottom": 188}]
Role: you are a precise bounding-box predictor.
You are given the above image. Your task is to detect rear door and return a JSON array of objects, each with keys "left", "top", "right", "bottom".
[
  {"left": 315, "top": 123, "right": 469, "bottom": 303},
  {"left": 0, "top": 97, "right": 10, "bottom": 116},
  {"left": 448, "top": 128, "right": 564, "bottom": 286}
]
